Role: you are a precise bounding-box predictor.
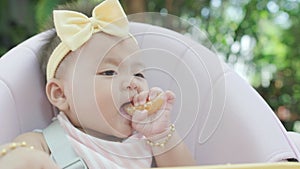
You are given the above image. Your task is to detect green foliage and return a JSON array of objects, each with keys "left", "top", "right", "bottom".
[
  {"left": 36, "top": 0, "right": 64, "bottom": 30},
  {"left": 0, "top": 0, "right": 39, "bottom": 56}
]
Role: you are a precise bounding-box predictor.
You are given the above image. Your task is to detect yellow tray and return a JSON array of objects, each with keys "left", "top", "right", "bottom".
[{"left": 155, "top": 162, "right": 300, "bottom": 169}]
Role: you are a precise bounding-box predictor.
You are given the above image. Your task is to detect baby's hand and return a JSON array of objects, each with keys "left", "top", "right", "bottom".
[{"left": 131, "top": 87, "right": 175, "bottom": 138}]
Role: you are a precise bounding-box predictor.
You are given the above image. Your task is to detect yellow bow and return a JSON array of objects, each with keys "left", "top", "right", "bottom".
[{"left": 46, "top": 0, "right": 129, "bottom": 81}]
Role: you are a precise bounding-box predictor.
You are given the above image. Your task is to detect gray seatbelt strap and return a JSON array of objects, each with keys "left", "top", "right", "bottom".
[{"left": 43, "top": 119, "right": 88, "bottom": 169}]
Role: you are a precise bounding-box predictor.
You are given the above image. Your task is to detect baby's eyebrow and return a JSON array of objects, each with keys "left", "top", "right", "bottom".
[
  {"left": 101, "top": 57, "right": 120, "bottom": 66},
  {"left": 131, "top": 63, "right": 146, "bottom": 72},
  {"left": 134, "top": 62, "right": 146, "bottom": 68}
]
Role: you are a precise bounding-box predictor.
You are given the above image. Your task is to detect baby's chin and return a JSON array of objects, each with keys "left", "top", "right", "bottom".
[{"left": 113, "top": 127, "right": 134, "bottom": 139}]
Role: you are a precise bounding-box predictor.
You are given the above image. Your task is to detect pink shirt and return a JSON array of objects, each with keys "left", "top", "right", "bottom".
[{"left": 57, "top": 113, "right": 152, "bottom": 169}]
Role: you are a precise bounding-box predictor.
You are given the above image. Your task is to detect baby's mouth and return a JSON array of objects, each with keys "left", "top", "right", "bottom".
[{"left": 119, "top": 102, "right": 133, "bottom": 120}]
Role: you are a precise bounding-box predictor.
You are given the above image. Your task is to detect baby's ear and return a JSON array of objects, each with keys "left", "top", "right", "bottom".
[{"left": 46, "top": 79, "right": 69, "bottom": 111}]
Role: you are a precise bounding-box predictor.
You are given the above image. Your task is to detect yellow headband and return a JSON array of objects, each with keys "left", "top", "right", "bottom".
[{"left": 46, "top": 0, "right": 129, "bottom": 81}]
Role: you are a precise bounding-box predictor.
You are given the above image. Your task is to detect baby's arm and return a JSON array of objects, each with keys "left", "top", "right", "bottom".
[
  {"left": 0, "top": 132, "right": 59, "bottom": 169},
  {"left": 131, "top": 88, "right": 196, "bottom": 167},
  {"left": 150, "top": 131, "right": 196, "bottom": 167},
  {"left": 14, "top": 132, "right": 50, "bottom": 153}
]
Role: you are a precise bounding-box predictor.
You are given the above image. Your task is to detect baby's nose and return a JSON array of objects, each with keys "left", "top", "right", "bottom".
[
  {"left": 122, "top": 79, "right": 140, "bottom": 99},
  {"left": 122, "top": 79, "right": 141, "bottom": 92},
  {"left": 127, "top": 79, "right": 138, "bottom": 90}
]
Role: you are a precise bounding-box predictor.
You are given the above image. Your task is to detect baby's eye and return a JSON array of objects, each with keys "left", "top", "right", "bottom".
[
  {"left": 98, "top": 70, "right": 117, "bottom": 76},
  {"left": 134, "top": 73, "right": 145, "bottom": 78}
]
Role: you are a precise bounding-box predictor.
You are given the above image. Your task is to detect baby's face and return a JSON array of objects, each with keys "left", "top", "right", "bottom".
[{"left": 61, "top": 32, "right": 148, "bottom": 138}]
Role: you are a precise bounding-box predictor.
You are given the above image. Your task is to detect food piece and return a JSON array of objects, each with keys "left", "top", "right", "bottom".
[{"left": 125, "top": 93, "right": 164, "bottom": 115}]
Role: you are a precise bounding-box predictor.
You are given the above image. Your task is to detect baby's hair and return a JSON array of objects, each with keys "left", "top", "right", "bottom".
[{"left": 39, "top": 0, "right": 103, "bottom": 81}]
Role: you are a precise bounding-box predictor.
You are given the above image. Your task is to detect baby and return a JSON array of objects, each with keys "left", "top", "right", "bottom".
[{"left": 0, "top": 0, "right": 195, "bottom": 168}]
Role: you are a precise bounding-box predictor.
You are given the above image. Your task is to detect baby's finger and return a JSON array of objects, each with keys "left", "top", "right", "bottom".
[
  {"left": 136, "top": 91, "right": 149, "bottom": 105},
  {"left": 149, "top": 87, "right": 163, "bottom": 101},
  {"left": 165, "top": 90, "right": 176, "bottom": 103},
  {"left": 132, "top": 91, "right": 148, "bottom": 106},
  {"left": 132, "top": 94, "right": 139, "bottom": 106},
  {"left": 131, "top": 110, "right": 148, "bottom": 123},
  {"left": 161, "top": 91, "right": 176, "bottom": 111}
]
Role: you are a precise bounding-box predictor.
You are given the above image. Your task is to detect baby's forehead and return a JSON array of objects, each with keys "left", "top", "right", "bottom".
[
  {"left": 56, "top": 33, "right": 141, "bottom": 79},
  {"left": 89, "top": 32, "right": 138, "bottom": 49},
  {"left": 84, "top": 33, "right": 139, "bottom": 58},
  {"left": 60, "top": 32, "right": 139, "bottom": 67}
]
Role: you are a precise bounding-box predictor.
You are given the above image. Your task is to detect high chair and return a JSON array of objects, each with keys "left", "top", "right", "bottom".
[{"left": 1, "top": 22, "right": 300, "bottom": 168}]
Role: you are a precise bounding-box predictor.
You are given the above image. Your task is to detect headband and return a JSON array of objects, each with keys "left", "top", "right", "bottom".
[{"left": 46, "top": 0, "right": 129, "bottom": 81}]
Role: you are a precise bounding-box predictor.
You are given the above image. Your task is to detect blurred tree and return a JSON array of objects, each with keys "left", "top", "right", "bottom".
[
  {"left": 0, "top": 0, "right": 38, "bottom": 55},
  {"left": 123, "top": 0, "right": 145, "bottom": 14},
  {"left": 0, "top": 0, "right": 300, "bottom": 130},
  {"left": 36, "top": 0, "right": 67, "bottom": 30}
]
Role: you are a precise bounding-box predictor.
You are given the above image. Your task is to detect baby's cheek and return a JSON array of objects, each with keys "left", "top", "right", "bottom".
[{"left": 139, "top": 80, "right": 149, "bottom": 92}]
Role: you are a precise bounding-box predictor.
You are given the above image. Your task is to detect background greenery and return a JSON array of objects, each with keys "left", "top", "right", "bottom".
[{"left": 1, "top": 0, "right": 300, "bottom": 131}]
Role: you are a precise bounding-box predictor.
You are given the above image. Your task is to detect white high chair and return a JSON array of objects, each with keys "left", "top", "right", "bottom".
[{"left": 1, "top": 22, "right": 300, "bottom": 166}]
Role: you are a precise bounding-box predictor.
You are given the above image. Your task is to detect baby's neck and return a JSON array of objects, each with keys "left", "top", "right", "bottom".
[{"left": 78, "top": 127, "right": 125, "bottom": 142}]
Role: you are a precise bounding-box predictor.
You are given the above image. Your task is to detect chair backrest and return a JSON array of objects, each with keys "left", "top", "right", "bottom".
[
  {"left": 0, "top": 30, "right": 54, "bottom": 143},
  {"left": 0, "top": 22, "right": 299, "bottom": 165}
]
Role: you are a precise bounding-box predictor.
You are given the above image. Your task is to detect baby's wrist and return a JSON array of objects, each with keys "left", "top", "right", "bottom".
[
  {"left": 0, "top": 142, "right": 34, "bottom": 158},
  {"left": 146, "top": 124, "right": 175, "bottom": 148}
]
